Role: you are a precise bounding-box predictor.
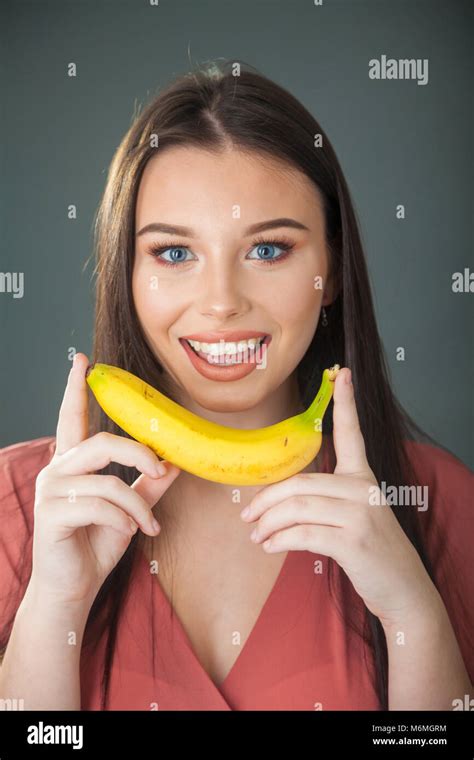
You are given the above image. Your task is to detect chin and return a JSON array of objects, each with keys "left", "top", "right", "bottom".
[{"left": 185, "top": 386, "right": 264, "bottom": 415}]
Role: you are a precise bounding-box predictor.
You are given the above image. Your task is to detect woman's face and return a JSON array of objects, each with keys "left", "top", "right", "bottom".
[{"left": 133, "top": 146, "right": 334, "bottom": 414}]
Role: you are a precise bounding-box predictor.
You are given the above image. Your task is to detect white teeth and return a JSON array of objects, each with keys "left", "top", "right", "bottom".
[{"left": 186, "top": 336, "right": 265, "bottom": 355}]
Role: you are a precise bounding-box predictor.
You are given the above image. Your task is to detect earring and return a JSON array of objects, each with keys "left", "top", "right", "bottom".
[{"left": 321, "top": 306, "right": 328, "bottom": 327}]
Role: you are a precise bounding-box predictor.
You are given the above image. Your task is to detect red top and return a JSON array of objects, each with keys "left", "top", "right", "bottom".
[{"left": 0, "top": 435, "right": 472, "bottom": 710}]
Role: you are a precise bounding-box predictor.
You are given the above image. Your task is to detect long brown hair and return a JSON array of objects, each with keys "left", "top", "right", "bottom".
[{"left": 0, "top": 60, "right": 450, "bottom": 709}]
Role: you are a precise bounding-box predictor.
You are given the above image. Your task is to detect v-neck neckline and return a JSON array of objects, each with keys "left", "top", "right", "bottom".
[
  {"left": 138, "top": 542, "right": 294, "bottom": 697},
  {"left": 137, "top": 434, "right": 333, "bottom": 701}
]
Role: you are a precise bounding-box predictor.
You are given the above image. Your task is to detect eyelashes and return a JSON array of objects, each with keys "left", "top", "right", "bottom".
[{"left": 145, "top": 235, "right": 296, "bottom": 269}]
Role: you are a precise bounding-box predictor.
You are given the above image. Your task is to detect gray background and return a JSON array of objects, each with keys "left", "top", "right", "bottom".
[{"left": 1, "top": 0, "right": 472, "bottom": 468}]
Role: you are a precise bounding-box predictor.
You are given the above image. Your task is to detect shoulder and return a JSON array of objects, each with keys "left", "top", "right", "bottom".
[
  {"left": 404, "top": 438, "right": 472, "bottom": 489},
  {"left": 403, "top": 439, "right": 473, "bottom": 528},
  {"left": 0, "top": 436, "right": 56, "bottom": 528},
  {"left": 0, "top": 435, "right": 56, "bottom": 471},
  {"left": 0, "top": 437, "right": 56, "bottom": 631},
  {"left": 403, "top": 438, "right": 473, "bottom": 552}
]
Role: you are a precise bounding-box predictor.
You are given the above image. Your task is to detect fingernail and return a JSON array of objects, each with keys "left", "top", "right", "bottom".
[
  {"left": 151, "top": 518, "right": 160, "bottom": 533},
  {"left": 345, "top": 369, "right": 352, "bottom": 385},
  {"left": 240, "top": 506, "right": 251, "bottom": 519},
  {"left": 129, "top": 519, "right": 138, "bottom": 534},
  {"left": 72, "top": 353, "right": 78, "bottom": 366},
  {"left": 155, "top": 460, "right": 167, "bottom": 477}
]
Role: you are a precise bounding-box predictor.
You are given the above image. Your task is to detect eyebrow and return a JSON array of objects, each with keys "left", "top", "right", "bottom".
[{"left": 135, "top": 217, "right": 310, "bottom": 238}]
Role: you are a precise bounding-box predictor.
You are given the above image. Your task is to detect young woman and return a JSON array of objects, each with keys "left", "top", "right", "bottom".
[{"left": 0, "top": 62, "right": 472, "bottom": 711}]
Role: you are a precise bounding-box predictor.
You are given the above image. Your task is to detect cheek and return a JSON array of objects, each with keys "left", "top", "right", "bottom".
[
  {"left": 274, "top": 266, "right": 322, "bottom": 339},
  {"left": 132, "top": 260, "right": 182, "bottom": 331}
]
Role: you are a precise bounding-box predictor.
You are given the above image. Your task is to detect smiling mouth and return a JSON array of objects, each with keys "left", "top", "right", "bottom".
[{"left": 179, "top": 335, "right": 271, "bottom": 365}]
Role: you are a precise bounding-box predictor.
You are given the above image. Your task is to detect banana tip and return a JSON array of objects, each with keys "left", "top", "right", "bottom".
[
  {"left": 327, "top": 364, "right": 341, "bottom": 382},
  {"left": 85, "top": 362, "right": 95, "bottom": 378}
]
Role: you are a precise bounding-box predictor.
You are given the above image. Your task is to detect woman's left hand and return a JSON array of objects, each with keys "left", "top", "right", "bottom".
[{"left": 240, "top": 367, "right": 440, "bottom": 629}]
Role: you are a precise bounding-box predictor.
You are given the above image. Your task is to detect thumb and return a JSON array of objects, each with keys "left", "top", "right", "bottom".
[
  {"left": 132, "top": 461, "right": 182, "bottom": 507},
  {"left": 332, "top": 368, "right": 370, "bottom": 477}
]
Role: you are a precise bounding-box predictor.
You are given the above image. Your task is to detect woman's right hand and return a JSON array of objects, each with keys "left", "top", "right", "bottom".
[{"left": 29, "top": 353, "right": 181, "bottom": 606}]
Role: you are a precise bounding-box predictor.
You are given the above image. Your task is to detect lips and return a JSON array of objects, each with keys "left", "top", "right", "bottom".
[
  {"left": 179, "top": 335, "right": 270, "bottom": 359},
  {"left": 180, "top": 330, "right": 269, "bottom": 342},
  {"left": 179, "top": 333, "right": 271, "bottom": 382}
]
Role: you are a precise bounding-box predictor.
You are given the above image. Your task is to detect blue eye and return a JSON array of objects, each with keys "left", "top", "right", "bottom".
[
  {"left": 147, "top": 238, "right": 294, "bottom": 268},
  {"left": 153, "top": 246, "right": 195, "bottom": 265},
  {"left": 246, "top": 242, "right": 289, "bottom": 262}
]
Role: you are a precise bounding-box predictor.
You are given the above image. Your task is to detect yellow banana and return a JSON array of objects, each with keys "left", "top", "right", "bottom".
[{"left": 86, "top": 362, "right": 340, "bottom": 485}]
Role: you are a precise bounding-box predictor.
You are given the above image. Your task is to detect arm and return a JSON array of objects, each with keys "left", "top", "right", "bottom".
[
  {"left": 383, "top": 590, "right": 473, "bottom": 711},
  {"left": 0, "top": 354, "right": 179, "bottom": 711},
  {"left": 242, "top": 368, "right": 473, "bottom": 711},
  {"left": 0, "top": 582, "right": 93, "bottom": 710}
]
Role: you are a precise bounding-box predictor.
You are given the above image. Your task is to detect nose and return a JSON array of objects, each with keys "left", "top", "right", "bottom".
[{"left": 197, "top": 259, "right": 251, "bottom": 321}]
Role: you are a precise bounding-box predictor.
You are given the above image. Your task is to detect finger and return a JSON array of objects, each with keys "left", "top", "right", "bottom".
[
  {"left": 55, "top": 353, "right": 91, "bottom": 456},
  {"left": 131, "top": 462, "right": 181, "bottom": 515},
  {"left": 249, "top": 495, "right": 351, "bottom": 544},
  {"left": 332, "top": 368, "right": 370, "bottom": 477},
  {"left": 241, "top": 472, "right": 369, "bottom": 522},
  {"left": 261, "top": 524, "right": 344, "bottom": 562},
  {"left": 47, "top": 474, "right": 164, "bottom": 536},
  {"left": 53, "top": 431, "right": 166, "bottom": 479},
  {"left": 40, "top": 496, "right": 139, "bottom": 539}
]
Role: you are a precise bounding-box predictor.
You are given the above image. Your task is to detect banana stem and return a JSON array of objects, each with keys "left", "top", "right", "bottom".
[{"left": 302, "top": 364, "right": 341, "bottom": 430}]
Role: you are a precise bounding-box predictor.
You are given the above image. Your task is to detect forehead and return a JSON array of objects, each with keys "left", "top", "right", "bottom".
[{"left": 135, "top": 146, "right": 324, "bottom": 225}]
